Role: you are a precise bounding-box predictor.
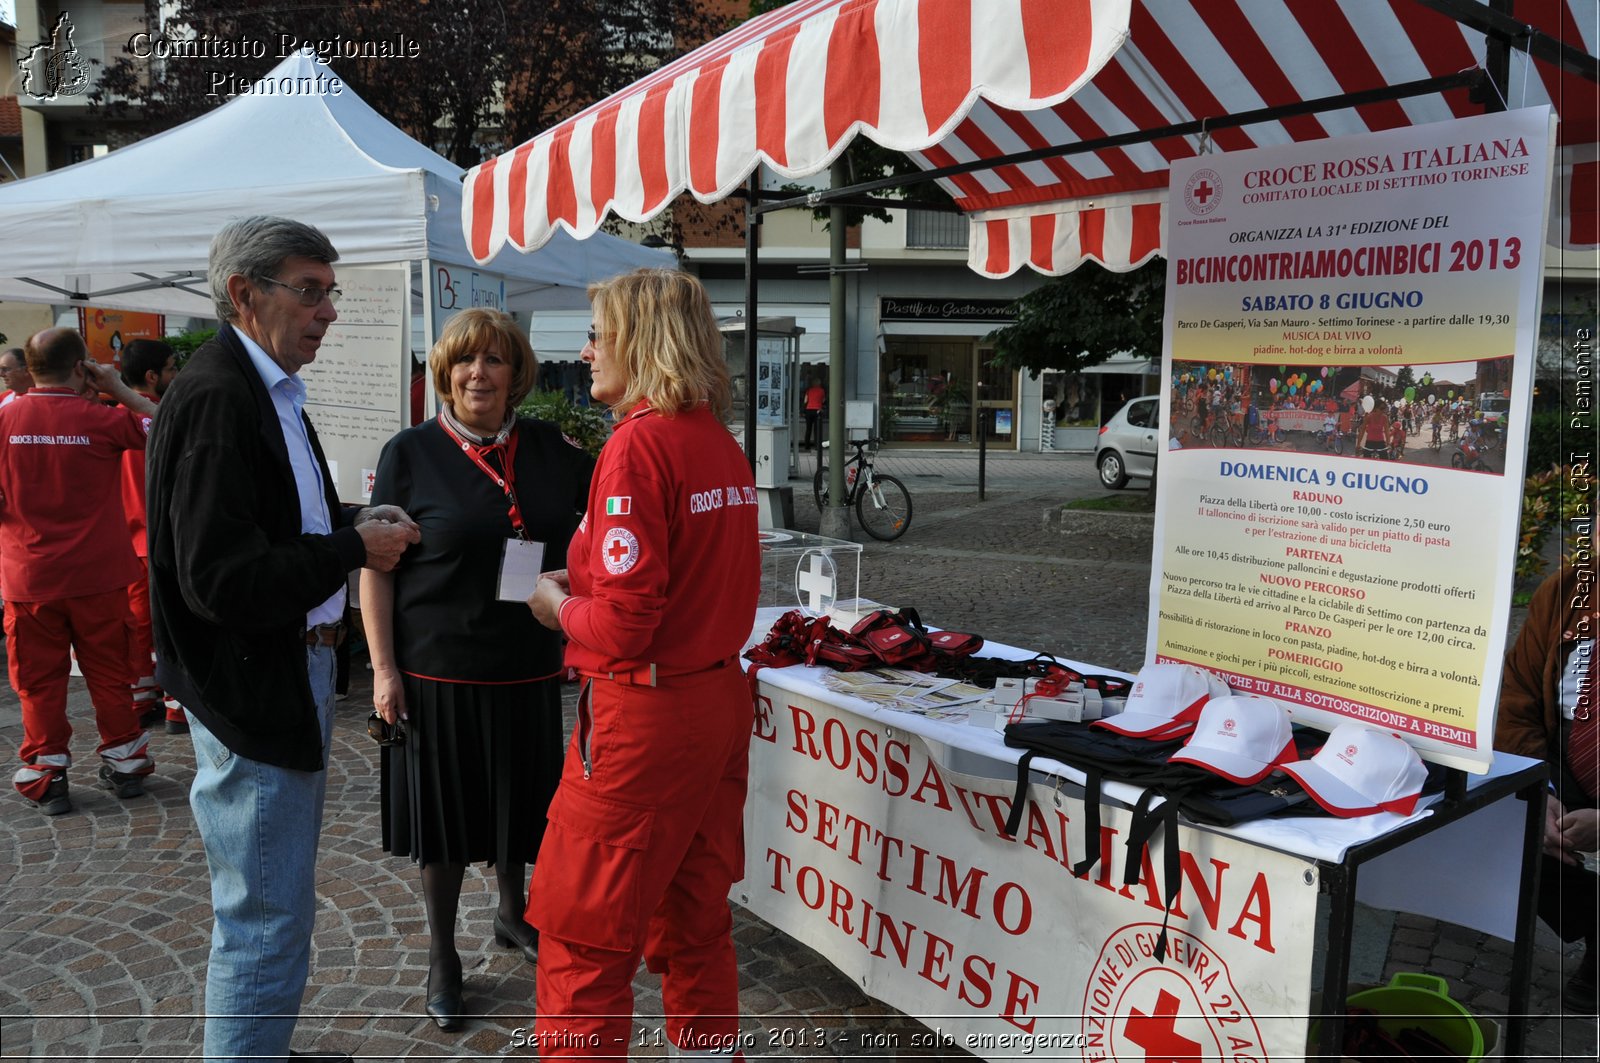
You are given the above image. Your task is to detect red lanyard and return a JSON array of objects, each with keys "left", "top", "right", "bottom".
[{"left": 439, "top": 419, "right": 527, "bottom": 539}]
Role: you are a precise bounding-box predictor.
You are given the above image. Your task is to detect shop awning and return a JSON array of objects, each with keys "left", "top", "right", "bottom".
[{"left": 465, "top": 0, "right": 1597, "bottom": 275}]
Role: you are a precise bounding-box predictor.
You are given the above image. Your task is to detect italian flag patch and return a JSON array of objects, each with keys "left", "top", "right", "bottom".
[{"left": 605, "top": 496, "right": 632, "bottom": 516}]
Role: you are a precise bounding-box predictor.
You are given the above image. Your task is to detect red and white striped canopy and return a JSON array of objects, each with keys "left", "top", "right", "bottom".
[{"left": 464, "top": 0, "right": 1598, "bottom": 276}]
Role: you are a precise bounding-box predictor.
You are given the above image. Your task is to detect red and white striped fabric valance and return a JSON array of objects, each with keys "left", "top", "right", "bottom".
[
  {"left": 464, "top": 0, "right": 1133, "bottom": 263},
  {"left": 466, "top": 0, "right": 1597, "bottom": 276}
]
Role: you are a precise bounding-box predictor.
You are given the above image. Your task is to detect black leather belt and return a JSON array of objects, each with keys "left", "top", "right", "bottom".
[{"left": 303, "top": 622, "right": 347, "bottom": 648}]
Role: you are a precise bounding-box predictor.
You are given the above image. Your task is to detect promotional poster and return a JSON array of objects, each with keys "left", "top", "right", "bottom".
[{"left": 1151, "top": 108, "right": 1557, "bottom": 772}]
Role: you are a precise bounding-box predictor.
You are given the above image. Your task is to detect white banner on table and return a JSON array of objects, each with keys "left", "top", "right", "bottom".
[
  {"left": 739, "top": 691, "right": 1318, "bottom": 1061},
  {"left": 1152, "top": 108, "right": 1556, "bottom": 772}
]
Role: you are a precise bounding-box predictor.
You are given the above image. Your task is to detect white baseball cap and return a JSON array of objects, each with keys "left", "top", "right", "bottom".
[
  {"left": 1279, "top": 722, "right": 1427, "bottom": 817},
  {"left": 1168, "top": 695, "right": 1296, "bottom": 784},
  {"left": 1091, "top": 663, "right": 1230, "bottom": 739}
]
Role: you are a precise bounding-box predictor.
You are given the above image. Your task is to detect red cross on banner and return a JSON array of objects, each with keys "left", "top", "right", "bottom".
[{"left": 1124, "top": 988, "right": 1202, "bottom": 1063}]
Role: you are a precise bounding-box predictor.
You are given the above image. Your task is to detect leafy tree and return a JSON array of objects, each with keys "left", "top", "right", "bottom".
[
  {"left": 1395, "top": 365, "right": 1416, "bottom": 393},
  {"left": 986, "top": 260, "right": 1166, "bottom": 376},
  {"left": 94, "top": 1, "right": 730, "bottom": 166}
]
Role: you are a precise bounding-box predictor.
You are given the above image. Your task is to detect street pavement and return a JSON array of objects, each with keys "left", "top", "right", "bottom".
[{"left": 0, "top": 446, "right": 1593, "bottom": 1060}]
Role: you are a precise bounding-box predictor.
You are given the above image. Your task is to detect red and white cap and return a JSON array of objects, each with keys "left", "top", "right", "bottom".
[
  {"left": 1168, "top": 695, "right": 1297, "bottom": 784},
  {"left": 1092, "top": 663, "right": 1230, "bottom": 739},
  {"left": 1280, "top": 723, "right": 1428, "bottom": 817}
]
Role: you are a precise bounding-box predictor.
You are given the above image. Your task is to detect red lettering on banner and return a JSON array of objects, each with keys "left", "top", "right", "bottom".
[
  {"left": 883, "top": 738, "right": 911, "bottom": 796},
  {"left": 1002, "top": 971, "right": 1041, "bottom": 1032},
  {"left": 765, "top": 847, "right": 789, "bottom": 891},
  {"left": 934, "top": 855, "right": 986, "bottom": 918},
  {"left": 828, "top": 880, "right": 854, "bottom": 933},
  {"left": 789, "top": 703, "right": 819, "bottom": 757},
  {"left": 796, "top": 864, "right": 824, "bottom": 910},
  {"left": 958, "top": 954, "right": 995, "bottom": 1008},
  {"left": 919, "top": 931, "right": 955, "bottom": 989},
  {"left": 752, "top": 695, "right": 776, "bottom": 743},
  {"left": 1227, "top": 873, "right": 1275, "bottom": 953},
  {"left": 814, "top": 798, "right": 840, "bottom": 848},
  {"left": 822, "top": 717, "right": 850, "bottom": 769},
  {"left": 853, "top": 728, "right": 879, "bottom": 785},
  {"left": 910, "top": 760, "right": 952, "bottom": 810},
  {"left": 1171, "top": 855, "right": 1226, "bottom": 925},
  {"left": 993, "top": 881, "right": 1032, "bottom": 936},
  {"left": 766, "top": 840, "right": 1046, "bottom": 1028}
]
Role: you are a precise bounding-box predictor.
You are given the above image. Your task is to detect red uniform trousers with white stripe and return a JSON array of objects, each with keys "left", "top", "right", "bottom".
[
  {"left": 530, "top": 664, "right": 751, "bottom": 1059},
  {"left": 7, "top": 587, "right": 149, "bottom": 800}
]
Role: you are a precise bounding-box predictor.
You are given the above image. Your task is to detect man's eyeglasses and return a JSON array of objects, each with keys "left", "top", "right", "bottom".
[{"left": 261, "top": 276, "right": 343, "bottom": 307}]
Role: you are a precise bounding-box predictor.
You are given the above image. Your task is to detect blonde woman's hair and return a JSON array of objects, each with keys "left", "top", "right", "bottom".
[
  {"left": 428, "top": 308, "right": 538, "bottom": 412},
  {"left": 588, "top": 269, "right": 730, "bottom": 421}
]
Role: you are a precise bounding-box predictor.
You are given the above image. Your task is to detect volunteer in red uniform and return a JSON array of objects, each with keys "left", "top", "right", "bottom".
[
  {"left": 0, "top": 328, "right": 159, "bottom": 815},
  {"left": 118, "top": 339, "right": 183, "bottom": 733},
  {"left": 530, "top": 269, "right": 759, "bottom": 1058}
]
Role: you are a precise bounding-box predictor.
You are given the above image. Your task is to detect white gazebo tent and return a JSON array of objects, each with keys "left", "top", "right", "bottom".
[{"left": 0, "top": 51, "right": 670, "bottom": 321}]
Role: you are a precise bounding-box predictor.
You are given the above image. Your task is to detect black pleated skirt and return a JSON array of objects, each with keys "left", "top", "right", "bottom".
[{"left": 380, "top": 675, "right": 564, "bottom": 867}]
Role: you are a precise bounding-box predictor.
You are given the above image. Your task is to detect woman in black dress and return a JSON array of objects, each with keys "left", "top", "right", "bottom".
[{"left": 361, "top": 308, "right": 592, "bottom": 1031}]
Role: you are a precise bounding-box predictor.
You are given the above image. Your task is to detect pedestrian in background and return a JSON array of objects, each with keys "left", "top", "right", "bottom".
[
  {"left": 0, "top": 347, "right": 33, "bottom": 409},
  {"left": 802, "top": 375, "right": 825, "bottom": 450},
  {"left": 363, "top": 308, "right": 592, "bottom": 1031},
  {"left": 0, "top": 328, "right": 158, "bottom": 815},
  {"left": 117, "top": 338, "right": 184, "bottom": 734},
  {"left": 146, "top": 215, "right": 419, "bottom": 1063},
  {"left": 529, "top": 269, "right": 759, "bottom": 1058}
]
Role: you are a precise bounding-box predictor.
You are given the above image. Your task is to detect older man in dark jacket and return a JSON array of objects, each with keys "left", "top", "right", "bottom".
[{"left": 146, "top": 216, "right": 418, "bottom": 1062}]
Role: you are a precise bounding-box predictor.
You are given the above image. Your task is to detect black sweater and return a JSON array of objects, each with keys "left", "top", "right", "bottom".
[{"left": 146, "top": 325, "right": 365, "bottom": 770}]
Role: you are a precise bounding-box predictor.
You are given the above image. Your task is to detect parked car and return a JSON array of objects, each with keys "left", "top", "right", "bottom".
[{"left": 1095, "top": 396, "right": 1160, "bottom": 489}]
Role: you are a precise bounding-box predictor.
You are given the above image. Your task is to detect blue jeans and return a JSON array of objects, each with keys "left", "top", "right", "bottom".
[{"left": 187, "top": 645, "right": 336, "bottom": 1063}]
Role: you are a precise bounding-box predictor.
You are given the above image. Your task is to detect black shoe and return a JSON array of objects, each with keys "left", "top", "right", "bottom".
[
  {"left": 137, "top": 705, "right": 163, "bottom": 729},
  {"left": 425, "top": 959, "right": 464, "bottom": 1031},
  {"left": 165, "top": 716, "right": 189, "bottom": 735},
  {"left": 1564, "top": 944, "right": 1597, "bottom": 1014},
  {"left": 31, "top": 774, "right": 72, "bottom": 816},
  {"left": 97, "top": 764, "right": 146, "bottom": 799},
  {"left": 288, "top": 1051, "right": 354, "bottom": 1062},
  {"left": 493, "top": 912, "right": 539, "bottom": 964}
]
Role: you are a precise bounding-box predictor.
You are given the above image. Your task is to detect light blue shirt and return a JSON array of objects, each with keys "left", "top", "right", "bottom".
[{"left": 237, "top": 329, "right": 345, "bottom": 626}]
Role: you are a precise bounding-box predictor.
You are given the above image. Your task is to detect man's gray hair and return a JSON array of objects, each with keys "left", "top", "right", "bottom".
[{"left": 208, "top": 216, "right": 338, "bottom": 323}]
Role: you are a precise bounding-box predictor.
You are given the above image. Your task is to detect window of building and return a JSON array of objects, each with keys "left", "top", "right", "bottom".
[{"left": 905, "top": 209, "right": 969, "bottom": 250}]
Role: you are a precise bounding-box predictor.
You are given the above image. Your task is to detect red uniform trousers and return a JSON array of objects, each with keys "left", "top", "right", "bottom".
[
  {"left": 126, "top": 561, "right": 158, "bottom": 698},
  {"left": 7, "top": 587, "right": 151, "bottom": 800},
  {"left": 530, "top": 664, "right": 751, "bottom": 1059}
]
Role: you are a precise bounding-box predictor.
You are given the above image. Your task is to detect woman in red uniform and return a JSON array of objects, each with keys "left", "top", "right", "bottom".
[{"left": 530, "top": 269, "right": 759, "bottom": 1058}]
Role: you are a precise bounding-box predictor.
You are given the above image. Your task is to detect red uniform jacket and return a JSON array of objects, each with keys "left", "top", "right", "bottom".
[
  {"left": 0, "top": 388, "right": 150, "bottom": 601},
  {"left": 120, "top": 396, "right": 158, "bottom": 558},
  {"left": 561, "top": 403, "right": 759, "bottom": 675}
]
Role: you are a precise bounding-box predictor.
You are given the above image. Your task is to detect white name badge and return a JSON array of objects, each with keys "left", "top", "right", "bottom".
[{"left": 497, "top": 538, "right": 546, "bottom": 602}]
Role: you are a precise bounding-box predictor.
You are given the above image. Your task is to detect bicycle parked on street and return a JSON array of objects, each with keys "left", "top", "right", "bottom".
[{"left": 813, "top": 438, "right": 914, "bottom": 541}]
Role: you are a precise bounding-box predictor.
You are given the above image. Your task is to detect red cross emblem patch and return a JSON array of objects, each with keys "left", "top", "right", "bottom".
[{"left": 603, "top": 527, "right": 640, "bottom": 574}]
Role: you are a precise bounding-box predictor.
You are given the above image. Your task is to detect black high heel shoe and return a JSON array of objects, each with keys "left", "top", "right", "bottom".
[
  {"left": 493, "top": 913, "right": 539, "bottom": 964},
  {"left": 425, "top": 959, "right": 463, "bottom": 1031}
]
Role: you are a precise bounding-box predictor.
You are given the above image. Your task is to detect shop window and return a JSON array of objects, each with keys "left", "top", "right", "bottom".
[
  {"left": 1041, "top": 372, "right": 1102, "bottom": 429},
  {"left": 881, "top": 339, "right": 972, "bottom": 443}
]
